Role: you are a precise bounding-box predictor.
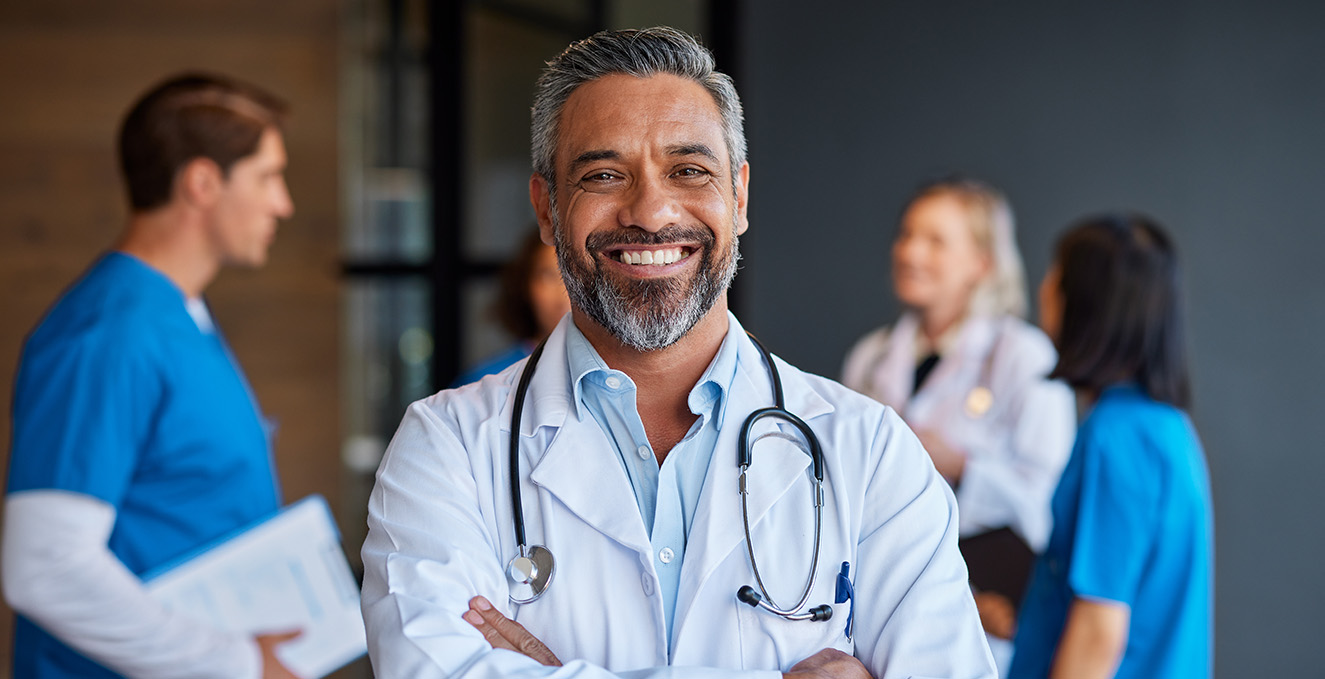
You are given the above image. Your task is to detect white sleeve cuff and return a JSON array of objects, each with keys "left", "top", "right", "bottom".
[{"left": 2, "top": 490, "right": 262, "bottom": 679}]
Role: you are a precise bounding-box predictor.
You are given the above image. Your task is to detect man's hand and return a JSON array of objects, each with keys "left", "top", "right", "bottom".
[
  {"left": 255, "top": 630, "right": 302, "bottom": 679},
  {"left": 783, "top": 648, "right": 872, "bottom": 679},
  {"left": 462, "top": 595, "right": 562, "bottom": 667}
]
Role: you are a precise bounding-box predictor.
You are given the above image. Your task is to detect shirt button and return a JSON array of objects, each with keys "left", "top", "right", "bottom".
[
  {"left": 636, "top": 445, "right": 651, "bottom": 460},
  {"left": 641, "top": 574, "right": 655, "bottom": 596},
  {"left": 604, "top": 376, "right": 622, "bottom": 390},
  {"left": 659, "top": 547, "right": 675, "bottom": 564}
]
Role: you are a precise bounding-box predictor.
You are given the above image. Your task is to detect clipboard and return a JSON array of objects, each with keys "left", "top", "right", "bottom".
[{"left": 143, "top": 495, "right": 367, "bottom": 678}]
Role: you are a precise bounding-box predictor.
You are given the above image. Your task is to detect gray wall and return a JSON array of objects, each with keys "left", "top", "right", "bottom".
[{"left": 738, "top": 1, "right": 1325, "bottom": 676}]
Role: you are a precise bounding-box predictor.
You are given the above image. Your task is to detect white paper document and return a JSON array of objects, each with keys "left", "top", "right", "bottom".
[{"left": 144, "top": 495, "right": 367, "bottom": 678}]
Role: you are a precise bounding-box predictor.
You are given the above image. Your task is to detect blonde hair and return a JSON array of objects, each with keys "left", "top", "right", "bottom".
[{"left": 904, "top": 177, "right": 1029, "bottom": 318}]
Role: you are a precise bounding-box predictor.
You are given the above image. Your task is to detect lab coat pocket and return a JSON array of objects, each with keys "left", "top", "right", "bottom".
[{"left": 736, "top": 590, "right": 853, "bottom": 670}]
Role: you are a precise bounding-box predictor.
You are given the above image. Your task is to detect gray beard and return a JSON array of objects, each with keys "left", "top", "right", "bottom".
[{"left": 554, "top": 218, "right": 740, "bottom": 351}]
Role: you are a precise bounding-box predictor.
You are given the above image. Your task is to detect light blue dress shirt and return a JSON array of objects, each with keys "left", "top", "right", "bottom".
[{"left": 564, "top": 323, "right": 739, "bottom": 647}]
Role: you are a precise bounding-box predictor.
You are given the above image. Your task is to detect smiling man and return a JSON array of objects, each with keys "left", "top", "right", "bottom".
[
  {"left": 3, "top": 73, "right": 299, "bottom": 678},
  {"left": 361, "top": 27, "right": 995, "bottom": 679}
]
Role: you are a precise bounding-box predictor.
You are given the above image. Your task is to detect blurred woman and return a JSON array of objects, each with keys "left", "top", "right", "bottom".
[
  {"left": 1008, "top": 215, "right": 1212, "bottom": 679},
  {"left": 841, "top": 177, "right": 1075, "bottom": 666},
  {"left": 453, "top": 230, "right": 570, "bottom": 386}
]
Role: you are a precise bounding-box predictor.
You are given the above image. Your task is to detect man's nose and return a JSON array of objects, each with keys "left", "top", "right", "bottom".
[
  {"left": 274, "top": 179, "right": 295, "bottom": 219},
  {"left": 617, "top": 175, "right": 680, "bottom": 232}
]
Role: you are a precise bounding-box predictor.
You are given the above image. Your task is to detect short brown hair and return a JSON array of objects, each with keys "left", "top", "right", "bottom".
[{"left": 117, "top": 73, "right": 288, "bottom": 211}]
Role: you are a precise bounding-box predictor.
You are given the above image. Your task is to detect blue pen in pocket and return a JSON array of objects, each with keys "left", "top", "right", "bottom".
[{"left": 834, "top": 561, "right": 854, "bottom": 640}]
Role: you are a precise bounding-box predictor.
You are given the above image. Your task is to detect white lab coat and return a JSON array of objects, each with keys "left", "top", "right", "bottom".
[
  {"left": 362, "top": 315, "right": 996, "bottom": 679},
  {"left": 840, "top": 314, "right": 1075, "bottom": 552}
]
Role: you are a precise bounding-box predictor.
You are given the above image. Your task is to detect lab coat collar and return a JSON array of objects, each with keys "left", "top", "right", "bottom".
[
  {"left": 875, "top": 312, "right": 920, "bottom": 408},
  {"left": 506, "top": 317, "right": 653, "bottom": 555},
  {"left": 885, "top": 312, "right": 1001, "bottom": 413},
  {"left": 501, "top": 314, "right": 577, "bottom": 440},
  {"left": 907, "top": 314, "right": 999, "bottom": 415}
]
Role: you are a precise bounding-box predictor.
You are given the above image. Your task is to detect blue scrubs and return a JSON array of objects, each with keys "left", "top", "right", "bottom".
[
  {"left": 1009, "top": 384, "right": 1212, "bottom": 679},
  {"left": 7, "top": 252, "right": 281, "bottom": 678}
]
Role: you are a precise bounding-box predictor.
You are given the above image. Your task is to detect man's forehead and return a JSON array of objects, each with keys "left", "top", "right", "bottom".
[{"left": 554, "top": 73, "right": 726, "bottom": 162}]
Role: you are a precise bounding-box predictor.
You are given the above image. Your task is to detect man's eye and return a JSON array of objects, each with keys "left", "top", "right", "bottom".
[
  {"left": 674, "top": 167, "right": 708, "bottom": 178},
  {"left": 583, "top": 172, "right": 617, "bottom": 182}
]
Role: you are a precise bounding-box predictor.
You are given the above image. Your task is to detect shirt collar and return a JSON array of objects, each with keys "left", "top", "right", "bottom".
[
  {"left": 691, "top": 321, "right": 740, "bottom": 430},
  {"left": 561, "top": 316, "right": 743, "bottom": 428},
  {"left": 564, "top": 322, "right": 614, "bottom": 421}
]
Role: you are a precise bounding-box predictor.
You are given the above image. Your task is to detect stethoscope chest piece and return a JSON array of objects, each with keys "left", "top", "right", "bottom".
[
  {"left": 965, "top": 386, "right": 993, "bottom": 418},
  {"left": 508, "top": 544, "right": 556, "bottom": 604}
]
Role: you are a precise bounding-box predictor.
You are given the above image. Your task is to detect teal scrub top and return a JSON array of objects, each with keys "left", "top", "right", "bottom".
[{"left": 1009, "top": 384, "right": 1212, "bottom": 679}]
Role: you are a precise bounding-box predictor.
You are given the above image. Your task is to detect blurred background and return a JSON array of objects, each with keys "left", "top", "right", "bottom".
[{"left": 1, "top": 1, "right": 1321, "bottom": 677}]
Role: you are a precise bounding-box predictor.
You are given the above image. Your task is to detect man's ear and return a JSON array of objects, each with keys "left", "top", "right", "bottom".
[
  {"left": 530, "top": 173, "right": 556, "bottom": 246},
  {"left": 176, "top": 157, "right": 224, "bottom": 209},
  {"left": 733, "top": 162, "right": 751, "bottom": 237}
]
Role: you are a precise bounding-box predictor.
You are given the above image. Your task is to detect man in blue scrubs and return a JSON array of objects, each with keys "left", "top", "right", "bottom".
[{"left": 3, "top": 74, "right": 299, "bottom": 678}]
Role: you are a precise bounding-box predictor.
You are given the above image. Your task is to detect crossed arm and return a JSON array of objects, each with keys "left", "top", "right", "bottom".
[{"left": 461, "top": 596, "right": 871, "bottom": 679}]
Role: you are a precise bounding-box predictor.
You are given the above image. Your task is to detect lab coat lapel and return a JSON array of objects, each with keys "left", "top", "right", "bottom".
[
  {"left": 501, "top": 321, "right": 652, "bottom": 558},
  {"left": 908, "top": 315, "right": 994, "bottom": 421},
  {"left": 875, "top": 313, "right": 918, "bottom": 411},
  {"left": 528, "top": 418, "right": 652, "bottom": 556},
  {"left": 673, "top": 331, "right": 833, "bottom": 636}
]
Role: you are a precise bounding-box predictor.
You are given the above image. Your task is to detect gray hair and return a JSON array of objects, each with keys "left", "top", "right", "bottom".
[
  {"left": 905, "top": 177, "right": 1030, "bottom": 318},
  {"left": 531, "top": 27, "right": 747, "bottom": 190}
]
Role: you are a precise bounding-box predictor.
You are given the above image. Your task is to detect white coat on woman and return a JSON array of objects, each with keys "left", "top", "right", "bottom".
[{"left": 841, "top": 312, "right": 1074, "bottom": 552}]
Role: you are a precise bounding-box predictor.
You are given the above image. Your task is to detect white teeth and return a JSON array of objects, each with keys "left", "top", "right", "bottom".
[{"left": 618, "top": 248, "right": 687, "bottom": 266}]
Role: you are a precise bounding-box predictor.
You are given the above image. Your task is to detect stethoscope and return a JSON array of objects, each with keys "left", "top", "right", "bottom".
[
  {"left": 505, "top": 333, "right": 833, "bottom": 624},
  {"left": 961, "top": 325, "right": 1009, "bottom": 419}
]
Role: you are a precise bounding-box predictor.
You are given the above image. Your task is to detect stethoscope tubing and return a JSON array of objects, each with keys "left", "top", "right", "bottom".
[
  {"left": 740, "top": 464, "right": 824, "bottom": 616},
  {"left": 509, "top": 340, "right": 547, "bottom": 551},
  {"left": 505, "top": 332, "right": 832, "bottom": 621}
]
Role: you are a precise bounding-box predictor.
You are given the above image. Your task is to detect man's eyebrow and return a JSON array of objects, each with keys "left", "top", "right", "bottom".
[
  {"left": 668, "top": 143, "right": 719, "bottom": 163},
  {"left": 568, "top": 149, "right": 619, "bottom": 174}
]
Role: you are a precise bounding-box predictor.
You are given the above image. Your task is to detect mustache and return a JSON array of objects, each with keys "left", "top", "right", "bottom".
[{"left": 584, "top": 225, "right": 715, "bottom": 251}]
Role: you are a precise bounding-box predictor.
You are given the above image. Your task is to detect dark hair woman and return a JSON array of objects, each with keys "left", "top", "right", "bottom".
[{"left": 1009, "top": 214, "right": 1212, "bottom": 679}]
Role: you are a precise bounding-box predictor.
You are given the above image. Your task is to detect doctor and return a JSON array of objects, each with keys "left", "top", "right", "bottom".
[
  {"left": 361, "top": 27, "right": 995, "bottom": 679},
  {"left": 840, "top": 178, "right": 1075, "bottom": 666}
]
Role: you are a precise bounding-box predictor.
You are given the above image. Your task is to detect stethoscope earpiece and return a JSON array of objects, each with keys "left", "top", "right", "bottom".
[{"left": 736, "top": 585, "right": 834, "bottom": 622}]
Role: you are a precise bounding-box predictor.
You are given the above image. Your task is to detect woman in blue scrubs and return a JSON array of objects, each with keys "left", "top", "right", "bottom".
[{"left": 1009, "top": 214, "right": 1213, "bottom": 679}]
